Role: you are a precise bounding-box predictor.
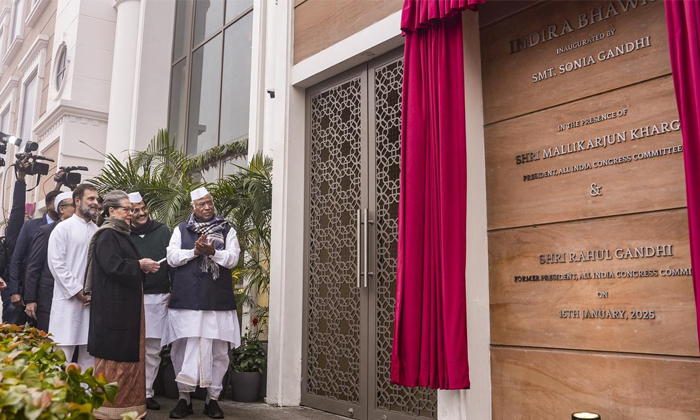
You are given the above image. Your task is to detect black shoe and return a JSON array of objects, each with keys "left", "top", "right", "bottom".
[
  {"left": 203, "top": 400, "right": 224, "bottom": 419},
  {"left": 169, "top": 399, "right": 193, "bottom": 419},
  {"left": 146, "top": 397, "right": 161, "bottom": 410}
]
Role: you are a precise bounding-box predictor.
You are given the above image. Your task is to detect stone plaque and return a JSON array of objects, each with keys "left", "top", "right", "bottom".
[
  {"left": 481, "top": 0, "right": 670, "bottom": 124},
  {"left": 492, "top": 347, "right": 700, "bottom": 420},
  {"left": 489, "top": 210, "right": 698, "bottom": 356},
  {"left": 485, "top": 76, "right": 684, "bottom": 230}
]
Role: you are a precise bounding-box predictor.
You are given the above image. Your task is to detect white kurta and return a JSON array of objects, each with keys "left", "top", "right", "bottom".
[
  {"left": 144, "top": 293, "right": 169, "bottom": 339},
  {"left": 47, "top": 214, "right": 97, "bottom": 346},
  {"left": 162, "top": 225, "right": 241, "bottom": 347}
]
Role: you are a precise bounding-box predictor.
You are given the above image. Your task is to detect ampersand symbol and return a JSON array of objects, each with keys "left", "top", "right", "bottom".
[{"left": 590, "top": 183, "right": 603, "bottom": 197}]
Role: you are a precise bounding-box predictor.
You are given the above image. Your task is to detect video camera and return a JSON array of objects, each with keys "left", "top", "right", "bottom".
[
  {"left": 15, "top": 140, "right": 54, "bottom": 176},
  {"left": 0, "top": 132, "right": 55, "bottom": 176},
  {"left": 54, "top": 166, "right": 88, "bottom": 188}
]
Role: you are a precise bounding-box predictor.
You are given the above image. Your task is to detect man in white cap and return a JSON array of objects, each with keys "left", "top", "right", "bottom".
[
  {"left": 127, "top": 191, "right": 172, "bottom": 411},
  {"left": 164, "top": 187, "right": 240, "bottom": 419},
  {"left": 24, "top": 191, "right": 75, "bottom": 332},
  {"left": 47, "top": 183, "right": 100, "bottom": 369}
]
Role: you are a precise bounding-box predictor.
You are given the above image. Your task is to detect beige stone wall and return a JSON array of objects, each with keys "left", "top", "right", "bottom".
[{"left": 0, "top": 0, "right": 58, "bottom": 218}]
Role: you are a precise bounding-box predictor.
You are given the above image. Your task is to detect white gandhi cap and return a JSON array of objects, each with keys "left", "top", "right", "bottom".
[
  {"left": 54, "top": 191, "right": 73, "bottom": 213},
  {"left": 190, "top": 187, "right": 210, "bottom": 202},
  {"left": 128, "top": 191, "right": 143, "bottom": 203}
]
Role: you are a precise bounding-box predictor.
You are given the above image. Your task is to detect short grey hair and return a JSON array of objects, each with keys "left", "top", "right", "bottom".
[{"left": 102, "top": 190, "right": 129, "bottom": 216}]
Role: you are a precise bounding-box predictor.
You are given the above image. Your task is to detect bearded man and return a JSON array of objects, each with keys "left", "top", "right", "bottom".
[{"left": 47, "top": 183, "right": 99, "bottom": 368}]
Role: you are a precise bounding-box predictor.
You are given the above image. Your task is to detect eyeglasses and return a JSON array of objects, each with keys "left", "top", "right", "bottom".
[
  {"left": 114, "top": 206, "right": 134, "bottom": 213},
  {"left": 131, "top": 207, "right": 147, "bottom": 214},
  {"left": 59, "top": 203, "right": 75, "bottom": 208},
  {"left": 194, "top": 200, "right": 214, "bottom": 209}
]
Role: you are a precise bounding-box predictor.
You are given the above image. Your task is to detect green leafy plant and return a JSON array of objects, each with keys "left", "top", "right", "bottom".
[
  {"left": 89, "top": 129, "right": 248, "bottom": 229},
  {"left": 230, "top": 319, "right": 266, "bottom": 374},
  {"left": 0, "top": 323, "right": 119, "bottom": 420},
  {"left": 211, "top": 153, "right": 272, "bottom": 319}
]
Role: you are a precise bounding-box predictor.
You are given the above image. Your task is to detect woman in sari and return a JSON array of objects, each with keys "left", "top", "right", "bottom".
[{"left": 86, "top": 190, "right": 160, "bottom": 419}]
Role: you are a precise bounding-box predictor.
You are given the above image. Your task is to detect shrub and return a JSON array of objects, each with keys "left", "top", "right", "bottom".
[{"left": 0, "top": 323, "right": 119, "bottom": 420}]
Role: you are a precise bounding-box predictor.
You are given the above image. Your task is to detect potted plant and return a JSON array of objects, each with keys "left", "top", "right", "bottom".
[{"left": 230, "top": 318, "right": 266, "bottom": 402}]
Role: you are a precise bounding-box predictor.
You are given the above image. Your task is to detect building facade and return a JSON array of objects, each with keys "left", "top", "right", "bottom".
[{"left": 2, "top": 0, "right": 696, "bottom": 419}]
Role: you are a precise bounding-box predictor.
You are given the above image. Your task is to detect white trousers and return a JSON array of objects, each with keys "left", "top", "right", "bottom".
[
  {"left": 145, "top": 338, "right": 162, "bottom": 398},
  {"left": 171, "top": 337, "right": 229, "bottom": 400},
  {"left": 58, "top": 344, "right": 94, "bottom": 371}
]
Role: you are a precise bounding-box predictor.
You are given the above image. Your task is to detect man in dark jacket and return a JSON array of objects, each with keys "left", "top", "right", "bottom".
[
  {"left": 164, "top": 187, "right": 241, "bottom": 419},
  {"left": 6, "top": 189, "right": 61, "bottom": 320},
  {"left": 127, "top": 192, "right": 171, "bottom": 411},
  {"left": 2, "top": 162, "right": 34, "bottom": 323},
  {"left": 23, "top": 191, "right": 75, "bottom": 331}
]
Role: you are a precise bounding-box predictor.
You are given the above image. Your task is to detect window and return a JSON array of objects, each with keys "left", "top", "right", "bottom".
[
  {"left": 19, "top": 73, "right": 37, "bottom": 142},
  {"left": 55, "top": 44, "right": 67, "bottom": 91},
  {"left": 10, "top": 0, "right": 23, "bottom": 40},
  {"left": 169, "top": 0, "right": 253, "bottom": 156},
  {"left": 0, "top": 106, "right": 10, "bottom": 134},
  {"left": 0, "top": 28, "right": 6, "bottom": 64}
]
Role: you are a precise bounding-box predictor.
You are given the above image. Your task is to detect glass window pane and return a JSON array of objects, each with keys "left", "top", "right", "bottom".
[
  {"left": 56, "top": 47, "right": 67, "bottom": 90},
  {"left": 220, "top": 13, "right": 252, "bottom": 145},
  {"left": 169, "top": 59, "right": 188, "bottom": 151},
  {"left": 222, "top": 155, "right": 248, "bottom": 177},
  {"left": 20, "top": 74, "right": 37, "bottom": 142},
  {"left": 0, "top": 108, "right": 9, "bottom": 133},
  {"left": 193, "top": 0, "right": 224, "bottom": 46},
  {"left": 200, "top": 164, "right": 220, "bottom": 183},
  {"left": 187, "top": 35, "right": 223, "bottom": 155},
  {"left": 173, "top": 0, "right": 193, "bottom": 60},
  {"left": 226, "top": 0, "right": 253, "bottom": 23}
]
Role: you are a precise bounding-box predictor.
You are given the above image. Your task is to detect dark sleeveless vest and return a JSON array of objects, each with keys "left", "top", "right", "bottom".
[{"left": 169, "top": 223, "right": 236, "bottom": 311}]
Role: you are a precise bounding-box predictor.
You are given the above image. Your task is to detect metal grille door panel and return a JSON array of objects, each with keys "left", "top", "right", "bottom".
[
  {"left": 305, "top": 73, "right": 366, "bottom": 418},
  {"left": 304, "top": 51, "right": 436, "bottom": 420},
  {"left": 370, "top": 57, "right": 437, "bottom": 420}
]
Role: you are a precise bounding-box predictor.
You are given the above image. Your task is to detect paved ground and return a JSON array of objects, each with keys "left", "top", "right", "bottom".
[{"left": 146, "top": 398, "right": 344, "bottom": 420}]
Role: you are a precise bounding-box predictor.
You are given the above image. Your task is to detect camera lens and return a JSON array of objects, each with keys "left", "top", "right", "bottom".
[{"left": 25, "top": 141, "right": 38, "bottom": 153}]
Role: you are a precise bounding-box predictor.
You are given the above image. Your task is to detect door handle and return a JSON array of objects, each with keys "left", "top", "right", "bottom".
[
  {"left": 363, "top": 208, "right": 373, "bottom": 288},
  {"left": 357, "top": 209, "right": 362, "bottom": 288}
]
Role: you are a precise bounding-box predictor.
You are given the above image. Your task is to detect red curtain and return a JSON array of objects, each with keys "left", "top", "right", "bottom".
[
  {"left": 666, "top": 0, "right": 700, "bottom": 355},
  {"left": 391, "top": 0, "right": 482, "bottom": 390}
]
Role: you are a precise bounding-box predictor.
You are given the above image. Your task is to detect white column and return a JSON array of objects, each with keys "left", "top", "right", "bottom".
[
  {"left": 104, "top": 0, "right": 141, "bottom": 159},
  {"left": 131, "top": 0, "right": 175, "bottom": 151},
  {"left": 265, "top": 0, "right": 306, "bottom": 407}
]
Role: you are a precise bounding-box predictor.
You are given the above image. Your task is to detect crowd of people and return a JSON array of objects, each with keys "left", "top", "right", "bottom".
[{"left": 0, "top": 173, "right": 241, "bottom": 420}]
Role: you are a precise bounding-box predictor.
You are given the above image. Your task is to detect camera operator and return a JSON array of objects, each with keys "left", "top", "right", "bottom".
[
  {"left": 1, "top": 157, "right": 32, "bottom": 323},
  {"left": 6, "top": 188, "right": 61, "bottom": 322}
]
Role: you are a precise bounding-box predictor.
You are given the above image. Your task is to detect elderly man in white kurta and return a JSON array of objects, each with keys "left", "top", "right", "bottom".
[
  {"left": 47, "top": 184, "right": 100, "bottom": 369},
  {"left": 163, "top": 187, "right": 240, "bottom": 419}
]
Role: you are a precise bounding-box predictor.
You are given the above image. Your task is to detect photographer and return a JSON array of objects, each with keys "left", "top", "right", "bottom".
[
  {"left": 1, "top": 158, "right": 31, "bottom": 323},
  {"left": 6, "top": 189, "right": 61, "bottom": 321}
]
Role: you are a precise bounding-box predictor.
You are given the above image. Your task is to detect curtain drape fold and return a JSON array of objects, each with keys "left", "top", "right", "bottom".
[
  {"left": 391, "top": 0, "right": 482, "bottom": 390},
  {"left": 665, "top": 0, "right": 700, "bottom": 356}
]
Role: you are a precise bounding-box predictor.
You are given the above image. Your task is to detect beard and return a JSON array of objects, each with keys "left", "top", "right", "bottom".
[{"left": 80, "top": 202, "right": 98, "bottom": 218}]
